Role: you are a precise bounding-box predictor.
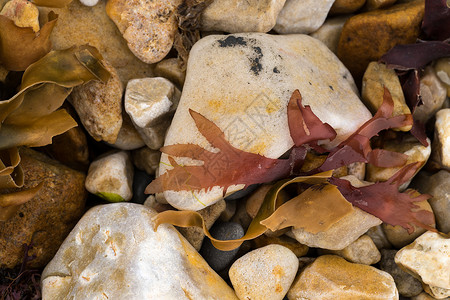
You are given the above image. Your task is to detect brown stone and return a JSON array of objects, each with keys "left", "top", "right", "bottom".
[
  {"left": 106, "top": 0, "right": 180, "bottom": 64},
  {"left": 69, "top": 60, "right": 123, "bottom": 144},
  {"left": 288, "top": 255, "right": 398, "bottom": 299},
  {"left": 337, "top": 0, "right": 424, "bottom": 84},
  {"left": 320, "top": 235, "right": 381, "bottom": 265},
  {"left": 39, "top": 0, "right": 153, "bottom": 84},
  {"left": 0, "top": 148, "right": 86, "bottom": 268},
  {"left": 330, "top": 0, "right": 366, "bottom": 15},
  {"left": 154, "top": 58, "right": 186, "bottom": 90},
  {"left": 382, "top": 193, "right": 435, "bottom": 248}
]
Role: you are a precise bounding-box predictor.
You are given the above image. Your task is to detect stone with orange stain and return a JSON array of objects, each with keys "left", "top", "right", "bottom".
[
  {"left": 41, "top": 203, "right": 238, "bottom": 299},
  {"left": 0, "top": 0, "right": 39, "bottom": 32},
  {"left": 329, "top": 0, "right": 366, "bottom": 15},
  {"left": 159, "top": 32, "right": 371, "bottom": 211},
  {"left": 287, "top": 255, "right": 398, "bottom": 299},
  {"left": 337, "top": 0, "right": 425, "bottom": 85},
  {"left": 229, "top": 244, "right": 298, "bottom": 300}
]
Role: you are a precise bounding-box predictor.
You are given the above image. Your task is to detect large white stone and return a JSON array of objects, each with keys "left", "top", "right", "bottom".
[
  {"left": 274, "top": 0, "right": 336, "bottom": 34},
  {"left": 41, "top": 203, "right": 238, "bottom": 299},
  {"left": 158, "top": 33, "right": 372, "bottom": 211}
]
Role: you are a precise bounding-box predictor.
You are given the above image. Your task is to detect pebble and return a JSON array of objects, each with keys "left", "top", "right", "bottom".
[
  {"left": 310, "top": 16, "right": 350, "bottom": 54},
  {"left": 330, "top": 0, "right": 365, "bottom": 15},
  {"left": 320, "top": 235, "right": 381, "bottom": 265},
  {"left": 131, "top": 146, "right": 161, "bottom": 176},
  {"left": 178, "top": 199, "right": 226, "bottom": 251},
  {"left": 39, "top": 1, "right": 152, "bottom": 84},
  {"left": 220, "top": 200, "right": 237, "bottom": 222},
  {"left": 423, "top": 284, "right": 450, "bottom": 299},
  {"left": 414, "top": 67, "right": 448, "bottom": 124},
  {"left": 79, "top": 0, "right": 99, "bottom": 6},
  {"left": 0, "top": 0, "right": 39, "bottom": 32},
  {"left": 0, "top": 148, "right": 86, "bottom": 268},
  {"left": 382, "top": 192, "right": 435, "bottom": 248},
  {"left": 125, "top": 77, "right": 181, "bottom": 128},
  {"left": 434, "top": 58, "right": 450, "bottom": 96},
  {"left": 379, "top": 249, "right": 423, "bottom": 297},
  {"left": 106, "top": 0, "right": 181, "bottom": 64},
  {"left": 131, "top": 169, "right": 152, "bottom": 204},
  {"left": 431, "top": 109, "right": 450, "bottom": 170},
  {"left": 273, "top": 0, "right": 335, "bottom": 34},
  {"left": 337, "top": 0, "right": 424, "bottom": 83},
  {"left": 160, "top": 32, "right": 372, "bottom": 211},
  {"left": 154, "top": 58, "right": 186, "bottom": 89},
  {"left": 200, "top": 222, "right": 244, "bottom": 272},
  {"left": 201, "top": 0, "right": 286, "bottom": 33},
  {"left": 229, "top": 244, "right": 299, "bottom": 300},
  {"left": 346, "top": 161, "right": 366, "bottom": 181},
  {"left": 69, "top": 60, "right": 123, "bottom": 144},
  {"left": 135, "top": 119, "right": 171, "bottom": 150},
  {"left": 366, "top": 136, "right": 431, "bottom": 190},
  {"left": 287, "top": 255, "right": 398, "bottom": 299},
  {"left": 41, "top": 203, "right": 238, "bottom": 299},
  {"left": 395, "top": 231, "right": 450, "bottom": 291},
  {"left": 362, "top": 62, "right": 412, "bottom": 131},
  {"left": 108, "top": 112, "right": 146, "bottom": 150},
  {"left": 366, "top": 225, "right": 392, "bottom": 250},
  {"left": 415, "top": 170, "right": 450, "bottom": 233},
  {"left": 291, "top": 206, "right": 382, "bottom": 250},
  {"left": 85, "top": 151, "right": 134, "bottom": 202}
]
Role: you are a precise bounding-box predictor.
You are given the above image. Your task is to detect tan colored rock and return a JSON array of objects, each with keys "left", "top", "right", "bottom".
[
  {"left": 230, "top": 245, "right": 299, "bottom": 300},
  {"left": 201, "top": 0, "right": 286, "bottom": 33},
  {"left": 423, "top": 284, "right": 450, "bottom": 299},
  {"left": 347, "top": 161, "right": 366, "bottom": 181},
  {"left": 337, "top": 0, "right": 424, "bottom": 83},
  {"left": 125, "top": 77, "right": 181, "bottom": 128},
  {"left": 321, "top": 235, "right": 381, "bottom": 265},
  {"left": 274, "top": 0, "right": 335, "bottom": 34},
  {"left": 362, "top": 62, "right": 412, "bottom": 131},
  {"left": 178, "top": 199, "right": 226, "bottom": 251},
  {"left": 383, "top": 193, "right": 435, "bottom": 248},
  {"left": 69, "top": 60, "right": 123, "bottom": 144},
  {"left": 0, "top": 148, "right": 86, "bottom": 268},
  {"left": 108, "top": 112, "right": 145, "bottom": 151},
  {"left": 106, "top": 0, "right": 180, "bottom": 64},
  {"left": 414, "top": 66, "right": 448, "bottom": 123},
  {"left": 287, "top": 255, "right": 398, "bottom": 299},
  {"left": 131, "top": 147, "right": 161, "bottom": 176},
  {"left": 366, "top": 136, "right": 431, "bottom": 188},
  {"left": 85, "top": 151, "right": 134, "bottom": 202},
  {"left": 395, "top": 231, "right": 450, "bottom": 290},
  {"left": 432, "top": 109, "right": 450, "bottom": 170},
  {"left": 310, "top": 16, "right": 350, "bottom": 54},
  {"left": 154, "top": 58, "right": 186, "bottom": 89},
  {"left": 40, "top": 1, "right": 153, "bottom": 83},
  {"left": 135, "top": 119, "right": 171, "bottom": 150},
  {"left": 160, "top": 33, "right": 372, "bottom": 211},
  {"left": 380, "top": 249, "right": 423, "bottom": 297},
  {"left": 330, "top": 0, "right": 366, "bottom": 14},
  {"left": 0, "top": 0, "right": 39, "bottom": 32},
  {"left": 41, "top": 203, "right": 238, "bottom": 299},
  {"left": 252, "top": 235, "right": 309, "bottom": 258},
  {"left": 364, "top": 0, "right": 397, "bottom": 11},
  {"left": 434, "top": 58, "right": 450, "bottom": 96},
  {"left": 292, "top": 207, "right": 382, "bottom": 250},
  {"left": 219, "top": 200, "right": 237, "bottom": 222},
  {"left": 411, "top": 292, "right": 444, "bottom": 300}
]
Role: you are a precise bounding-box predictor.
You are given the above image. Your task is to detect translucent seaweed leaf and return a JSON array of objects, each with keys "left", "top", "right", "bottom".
[{"left": 0, "top": 182, "right": 43, "bottom": 221}]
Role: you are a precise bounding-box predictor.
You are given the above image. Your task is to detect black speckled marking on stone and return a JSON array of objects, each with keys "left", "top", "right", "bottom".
[
  {"left": 249, "top": 46, "right": 263, "bottom": 76},
  {"left": 329, "top": 85, "right": 334, "bottom": 91},
  {"left": 218, "top": 36, "right": 247, "bottom": 47},
  {"left": 273, "top": 67, "right": 280, "bottom": 73}
]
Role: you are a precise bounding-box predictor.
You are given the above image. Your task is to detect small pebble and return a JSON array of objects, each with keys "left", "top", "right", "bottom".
[{"left": 132, "top": 169, "right": 152, "bottom": 204}]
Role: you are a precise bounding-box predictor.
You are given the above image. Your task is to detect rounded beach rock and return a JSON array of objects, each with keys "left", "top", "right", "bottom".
[
  {"left": 158, "top": 32, "right": 372, "bottom": 211},
  {"left": 229, "top": 244, "right": 299, "bottom": 300}
]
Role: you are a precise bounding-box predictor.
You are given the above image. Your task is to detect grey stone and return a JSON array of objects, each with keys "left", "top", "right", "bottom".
[
  {"left": 131, "top": 146, "right": 161, "bottom": 176},
  {"left": 310, "top": 16, "right": 349, "bottom": 54},
  {"left": 320, "top": 235, "right": 381, "bottom": 265},
  {"left": 200, "top": 222, "right": 244, "bottom": 272},
  {"left": 379, "top": 249, "right": 423, "bottom": 297}
]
